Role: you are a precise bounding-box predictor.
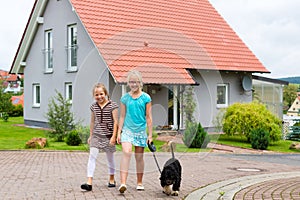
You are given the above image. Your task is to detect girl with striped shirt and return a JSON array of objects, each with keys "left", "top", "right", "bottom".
[{"left": 81, "top": 83, "right": 118, "bottom": 191}]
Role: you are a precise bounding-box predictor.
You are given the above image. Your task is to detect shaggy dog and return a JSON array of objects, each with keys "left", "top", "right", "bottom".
[{"left": 159, "top": 142, "right": 182, "bottom": 196}]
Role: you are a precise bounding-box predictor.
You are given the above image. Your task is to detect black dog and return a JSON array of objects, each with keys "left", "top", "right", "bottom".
[{"left": 160, "top": 142, "right": 182, "bottom": 196}]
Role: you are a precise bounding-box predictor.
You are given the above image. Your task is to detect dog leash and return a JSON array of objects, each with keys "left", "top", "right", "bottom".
[{"left": 148, "top": 142, "right": 162, "bottom": 174}]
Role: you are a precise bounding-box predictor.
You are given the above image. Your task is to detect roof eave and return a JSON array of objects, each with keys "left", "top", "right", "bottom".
[{"left": 10, "top": 0, "right": 48, "bottom": 74}]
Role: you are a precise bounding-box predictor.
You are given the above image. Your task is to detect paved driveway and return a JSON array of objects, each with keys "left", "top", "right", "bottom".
[{"left": 1, "top": 150, "right": 300, "bottom": 199}]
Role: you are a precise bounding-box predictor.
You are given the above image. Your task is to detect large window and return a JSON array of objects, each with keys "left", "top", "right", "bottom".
[
  {"left": 65, "top": 82, "right": 73, "bottom": 104},
  {"left": 33, "top": 84, "right": 41, "bottom": 107},
  {"left": 44, "top": 30, "right": 53, "bottom": 73},
  {"left": 67, "top": 24, "right": 77, "bottom": 71},
  {"left": 217, "top": 83, "right": 228, "bottom": 108}
]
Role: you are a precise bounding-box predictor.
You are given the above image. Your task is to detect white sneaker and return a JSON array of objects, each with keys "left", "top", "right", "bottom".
[
  {"left": 136, "top": 185, "right": 144, "bottom": 190},
  {"left": 118, "top": 184, "right": 127, "bottom": 193}
]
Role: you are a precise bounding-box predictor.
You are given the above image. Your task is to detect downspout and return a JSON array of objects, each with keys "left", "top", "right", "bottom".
[{"left": 173, "top": 85, "right": 178, "bottom": 130}]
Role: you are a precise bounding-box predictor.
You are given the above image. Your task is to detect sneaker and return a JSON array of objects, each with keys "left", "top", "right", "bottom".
[
  {"left": 118, "top": 184, "right": 127, "bottom": 193},
  {"left": 81, "top": 183, "right": 92, "bottom": 191},
  {"left": 136, "top": 184, "right": 144, "bottom": 191}
]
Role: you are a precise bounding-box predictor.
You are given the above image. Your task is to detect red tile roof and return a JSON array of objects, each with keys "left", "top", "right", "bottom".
[
  {"left": 71, "top": 0, "right": 269, "bottom": 84},
  {"left": 0, "top": 70, "right": 22, "bottom": 82}
]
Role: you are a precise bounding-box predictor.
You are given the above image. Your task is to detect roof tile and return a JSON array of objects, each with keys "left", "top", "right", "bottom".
[{"left": 71, "top": 0, "right": 269, "bottom": 84}]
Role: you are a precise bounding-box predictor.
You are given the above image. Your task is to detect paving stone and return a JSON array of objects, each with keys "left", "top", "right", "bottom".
[{"left": 0, "top": 144, "right": 300, "bottom": 200}]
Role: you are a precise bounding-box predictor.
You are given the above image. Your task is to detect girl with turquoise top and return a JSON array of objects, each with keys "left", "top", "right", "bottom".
[{"left": 117, "top": 70, "right": 153, "bottom": 193}]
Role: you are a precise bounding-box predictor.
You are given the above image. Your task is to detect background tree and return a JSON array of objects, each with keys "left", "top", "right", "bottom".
[
  {"left": 183, "top": 86, "right": 196, "bottom": 123},
  {"left": 0, "top": 79, "right": 14, "bottom": 117},
  {"left": 283, "top": 84, "right": 298, "bottom": 111},
  {"left": 182, "top": 86, "right": 210, "bottom": 148}
]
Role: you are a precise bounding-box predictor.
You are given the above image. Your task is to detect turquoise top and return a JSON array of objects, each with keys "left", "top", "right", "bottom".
[{"left": 121, "top": 92, "right": 151, "bottom": 133}]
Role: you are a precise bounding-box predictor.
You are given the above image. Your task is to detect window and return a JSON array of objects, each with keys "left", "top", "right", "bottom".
[
  {"left": 33, "top": 84, "right": 41, "bottom": 107},
  {"left": 65, "top": 83, "right": 72, "bottom": 104},
  {"left": 44, "top": 30, "right": 53, "bottom": 72},
  {"left": 217, "top": 83, "right": 228, "bottom": 108},
  {"left": 67, "top": 24, "right": 77, "bottom": 71}
]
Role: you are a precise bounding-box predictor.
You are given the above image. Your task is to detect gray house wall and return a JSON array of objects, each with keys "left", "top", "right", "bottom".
[
  {"left": 24, "top": 0, "right": 109, "bottom": 127},
  {"left": 192, "top": 70, "right": 252, "bottom": 130}
]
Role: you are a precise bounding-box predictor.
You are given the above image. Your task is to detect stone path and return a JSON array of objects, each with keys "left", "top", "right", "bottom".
[{"left": 0, "top": 133, "right": 299, "bottom": 199}]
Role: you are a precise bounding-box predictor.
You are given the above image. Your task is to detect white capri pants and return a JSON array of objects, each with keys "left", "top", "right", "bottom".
[{"left": 87, "top": 147, "right": 115, "bottom": 177}]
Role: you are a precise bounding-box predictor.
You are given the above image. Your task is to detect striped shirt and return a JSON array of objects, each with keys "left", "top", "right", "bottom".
[{"left": 90, "top": 101, "right": 118, "bottom": 151}]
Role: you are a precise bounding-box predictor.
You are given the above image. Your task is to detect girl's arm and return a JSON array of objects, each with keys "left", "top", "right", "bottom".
[
  {"left": 117, "top": 103, "right": 126, "bottom": 144},
  {"left": 88, "top": 112, "right": 95, "bottom": 144},
  {"left": 146, "top": 102, "right": 153, "bottom": 144},
  {"left": 110, "top": 108, "right": 119, "bottom": 145}
]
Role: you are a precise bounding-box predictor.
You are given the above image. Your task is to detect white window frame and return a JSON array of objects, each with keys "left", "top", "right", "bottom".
[
  {"left": 44, "top": 30, "right": 53, "bottom": 73},
  {"left": 65, "top": 82, "right": 73, "bottom": 104},
  {"left": 217, "top": 83, "right": 229, "bottom": 108},
  {"left": 67, "top": 24, "right": 77, "bottom": 71},
  {"left": 33, "top": 84, "right": 41, "bottom": 107}
]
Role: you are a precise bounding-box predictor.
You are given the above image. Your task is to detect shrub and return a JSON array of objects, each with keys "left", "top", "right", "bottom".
[
  {"left": 222, "top": 102, "right": 282, "bottom": 142},
  {"left": 250, "top": 128, "right": 270, "bottom": 150},
  {"left": 183, "top": 122, "right": 210, "bottom": 148},
  {"left": 46, "top": 91, "right": 76, "bottom": 142},
  {"left": 66, "top": 130, "right": 82, "bottom": 146},
  {"left": 76, "top": 125, "right": 90, "bottom": 144},
  {"left": 9, "top": 104, "right": 23, "bottom": 117},
  {"left": 1, "top": 112, "right": 9, "bottom": 122}
]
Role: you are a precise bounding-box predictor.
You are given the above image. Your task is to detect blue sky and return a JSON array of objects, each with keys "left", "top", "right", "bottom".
[{"left": 1, "top": 0, "right": 299, "bottom": 79}]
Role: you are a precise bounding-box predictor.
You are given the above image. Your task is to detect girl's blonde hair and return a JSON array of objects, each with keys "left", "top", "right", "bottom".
[
  {"left": 92, "top": 83, "right": 110, "bottom": 100},
  {"left": 126, "top": 70, "right": 143, "bottom": 88}
]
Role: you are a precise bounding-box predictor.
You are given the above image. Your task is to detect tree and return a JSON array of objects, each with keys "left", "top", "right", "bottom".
[
  {"left": 0, "top": 79, "right": 14, "bottom": 116},
  {"left": 183, "top": 86, "right": 196, "bottom": 123},
  {"left": 46, "top": 91, "right": 76, "bottom": 142},
  {"left": 283, "top": 84, "right": 298, "bottom": 111}
]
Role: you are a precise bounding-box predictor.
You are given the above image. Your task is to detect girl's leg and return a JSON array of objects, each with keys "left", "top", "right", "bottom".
[
  {"left": 134, "top": 146, "right": 145, "bottom": 185},
  {"left": 105, "top": 151, "right": 116, "bottom": 183},
  {"left": 120, "top": 142, "right": 132, "bottom": 185},
  {"left": 86, "top": 147, "right": 99, "bottom": 185}
]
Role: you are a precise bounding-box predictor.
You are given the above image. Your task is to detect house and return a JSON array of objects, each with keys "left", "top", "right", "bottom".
[
  {"left": 0, "top": 69, "right": 23, "bottom": 93},
  {"left": 11, "top": 94, "right": 24, "bottom": 107},
  {"left": 252, "top": 75, "right": 288, "bottom": 119},
  {"left": 287, "top": 87, "right": 300, "bottom": 117},
  {"left": 10, "top": 0, "right": 269, "bottom": 130}
]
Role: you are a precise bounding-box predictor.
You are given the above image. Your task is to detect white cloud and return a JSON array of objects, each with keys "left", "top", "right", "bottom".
[
  {"left": 1, "top": 0, "right": 299, "bottom": 79},
  {"left": 0, "top": 0, "right": 35, "bottom": 71},
  {"left": 209, "top": 0, "right": 300, "bottom": 78}
]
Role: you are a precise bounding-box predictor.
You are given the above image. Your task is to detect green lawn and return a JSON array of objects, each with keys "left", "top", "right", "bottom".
[
  {"left": 0, "top": 117, "right": 87, "bottom": 151},
  {"left": 1, "top": 117, "right": 299, "bottom": 153},
  {"left": 210, "top": 134, "right": 300, "bottom": 153},
  {"left": 0, "top": 117, "right": 209, "bottom": 152}
]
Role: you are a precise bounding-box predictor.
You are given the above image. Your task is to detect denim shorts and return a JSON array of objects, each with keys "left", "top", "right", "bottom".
[{"left": 121, "top": 129, "right": 147, "bottom": 147}]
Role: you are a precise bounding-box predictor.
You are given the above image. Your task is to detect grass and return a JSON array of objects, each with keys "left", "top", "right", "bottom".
[
  {"left": 0, "top": 117, "right": 87, "bottom": 151},
  {"left": 0, "top": 117, "right": 211, "bottom": 152},
  {"left": 210, "top": 134, "right": 300, "bottom": 153},
  {"left": 0, "top": 117, "right": 299, "bottom": 153}
]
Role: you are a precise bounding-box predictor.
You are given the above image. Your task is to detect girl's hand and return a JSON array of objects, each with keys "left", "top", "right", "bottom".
[
  {"left": 147, "top": 136, "right": 153, "bottom": 144},
  {"left": 117, "top": 133, "right": 121, "bottom": 144},
  {"left": 110, "top": 137, "right": 116, "bottom": 146},
  {"left": 87, "top": 136, "right": 91, "bottom": 144}
]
